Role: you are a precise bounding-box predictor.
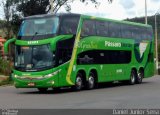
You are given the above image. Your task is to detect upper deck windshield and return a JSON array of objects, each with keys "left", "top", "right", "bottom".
[
  {"left": 18, "top": 17, "right": 59, "bottom": 39},
  {"left": 17, "top": 15, "right": 80, "bottom": 40}
]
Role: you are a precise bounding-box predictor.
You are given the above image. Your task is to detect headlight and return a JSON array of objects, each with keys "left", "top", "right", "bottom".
[
  {"left": 13, "top": 69, "right": 61, "bottom": 80},
  {"left": 14, "top": 74, "right": 20, "bottom": 78},
  {"left": 44, "top": 74, "right": 53, "bottom": 78}
]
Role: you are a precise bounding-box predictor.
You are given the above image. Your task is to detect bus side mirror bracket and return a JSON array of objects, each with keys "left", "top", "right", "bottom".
[{"left": 4, "top": 38, "right": 16, "bottom": 55}]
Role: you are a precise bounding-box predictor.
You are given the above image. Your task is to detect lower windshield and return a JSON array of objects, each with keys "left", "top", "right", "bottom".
[{"left": 15, "top": 45, "right": 55, "bottom": 71}]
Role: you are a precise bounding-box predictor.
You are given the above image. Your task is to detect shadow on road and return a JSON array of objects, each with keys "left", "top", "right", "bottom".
[{"left": 17, "top": 81, "right": 151, "bottom": 95}]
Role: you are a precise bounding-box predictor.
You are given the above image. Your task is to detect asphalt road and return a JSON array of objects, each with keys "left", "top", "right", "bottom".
[{"left": 0, "top": 75, "right": 160, "bottom": 109}]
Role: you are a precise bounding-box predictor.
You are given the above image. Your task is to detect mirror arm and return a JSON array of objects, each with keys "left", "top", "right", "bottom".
[{"left": 4, "top": 38, "right": 16, "bottom": 54}]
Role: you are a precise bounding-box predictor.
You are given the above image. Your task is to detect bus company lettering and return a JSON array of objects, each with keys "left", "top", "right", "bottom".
[
  {"left": 105, "top": 41, "right": 121, "bottom": 47},
  {"left": 28, "top": 41, "right": 39, "bottom": 45},
  {"left": 78, "top": 41, "right": 98, "bottom": 50}
]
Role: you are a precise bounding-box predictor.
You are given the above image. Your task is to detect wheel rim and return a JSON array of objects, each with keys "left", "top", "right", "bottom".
[
  {"left": 131, "top": 73, "right": 135, "bottom": 84},
  {"left": 76, "top": 76, "right": 82, "bottom": 90},
  {"left": 88, "top": 76, "right": 95, "bottom": 89},
  {"left": 138, "top": 73, "right": 143, "bottom": 82}
]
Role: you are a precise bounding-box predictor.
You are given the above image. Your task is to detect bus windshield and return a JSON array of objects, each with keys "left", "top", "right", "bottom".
[
  {"left": 18, "top": 17, "right": 59, "bottom": 36},
  {"left": 15, "top": 45, "right": 55, "bottom": 71}
]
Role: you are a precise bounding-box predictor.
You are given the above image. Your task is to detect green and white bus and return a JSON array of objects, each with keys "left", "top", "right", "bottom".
[{"left": 4, "top": 13, "right": 154, "bottom": 92}]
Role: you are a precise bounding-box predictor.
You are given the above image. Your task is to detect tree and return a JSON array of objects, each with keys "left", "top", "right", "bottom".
[
  {"left": 13, "top": 0, "right": 50, "bottom": 17},
  {"left": 48, "top": 0, "right": 113, "bottom": 13},
  {"left": 11, "top": 14, "right": 22, "bottom": 35},
  {"left": 1, "top": 0, "right": 14, "bottom": 39},
  {"left": 3, "top": 0, "right": 112, "bottom": 36},
  {"left": 12, "top": 0, "right": 113, "bottom": 16}
]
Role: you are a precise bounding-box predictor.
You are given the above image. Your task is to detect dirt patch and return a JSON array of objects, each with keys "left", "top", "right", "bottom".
[{"left": 0, "top": 76, "right": 9, "bottom": 82}]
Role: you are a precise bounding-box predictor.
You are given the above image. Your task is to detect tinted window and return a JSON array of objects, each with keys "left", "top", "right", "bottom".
[
  {"left": 146, "top": 28, "right": 153, "bottom": 40},
  {"left": 18, "top": 17, "right": 59, "bottom": 37},
  {"left": 130, "top": 26, "right": 153, "bottom": 42},
  {"left": 96, "top": 21, "right": 109, "bottom": 37},
  {"left": 108, "top": 22, "right": 121, "bottom": 38},
  {"left": 80, "top": 19, "right": 153, "bottom": 42},
  {"left": 131, "top": 26, "right": 141, "bottom": 42},
  {"left": 56, "top": 37, "right": 75, "bottom": 65},
  {"left": 59, "top": 17, "right": 79, "bottom": 35},
  {"left": 121, "top": 24, "right": 132, "bottom": 39},
  {"left": 77, "top": 50, "right": 131, "bottom": 64},
  {"left": 140, "top": 27, "right": 147, "bottom": 40},
  {"left": 81, "top": 20, "right": 96, "bottom": 37}
]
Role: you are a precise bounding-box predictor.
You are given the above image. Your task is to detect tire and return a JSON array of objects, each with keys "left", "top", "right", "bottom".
[
  {"left": 136, "top": 70, "right": 143, "bottom": 84},
  {"left": 129, "top": 70, "right": 136, "bottom": 85},
  {"left": 86, "top": 72, "right": 96, "bottom": 90},
  {"left": 38, "top": 88, "right": 48, "bottom": 93},
  {"left": 72, "top": 73, "right": 84, "bottom": 91}
]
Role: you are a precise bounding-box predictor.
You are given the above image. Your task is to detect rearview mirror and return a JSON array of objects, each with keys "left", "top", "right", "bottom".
[{"left": 4, "top": 38, "right": 16, "bottom": 54}]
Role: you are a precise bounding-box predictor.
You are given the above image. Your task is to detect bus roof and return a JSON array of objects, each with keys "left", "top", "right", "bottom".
[
  {"left": 24, "top": 13, "right": 152, "bottom": 28},
  {"left": 81, "top": 14, "right": 152, "bottom": 28},
  {"left": 23, "top": 13, "right": 80, "bottom": 20}
]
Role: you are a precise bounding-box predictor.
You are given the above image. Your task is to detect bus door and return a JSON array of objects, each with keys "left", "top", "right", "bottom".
[{"left": 56, "top": 38, "right": 75, "bottom": 86}]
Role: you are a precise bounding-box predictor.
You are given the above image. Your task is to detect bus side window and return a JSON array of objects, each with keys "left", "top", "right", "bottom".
[
  {"left": 140, "top": 28, "right": 147, "bottom": 40},
  {"left": 59, "top": 17, "right": 79, "bottom": 35},
  {"left": 132, "top": 26, "right": 141, "bottom": 43},
  {"left": 108, "top": 22, "right": 121, "bottom": 38},
  {"left": 121, "top": 24, "right": 132, "bottom": 39},
  {"left": 81, "top": 20, "right": 96, "bottom": 37},
  {"left": 96, "top": 21, "right": 109, "bottom": 37},
  {"left": 147, "top": 28, "right": 153, "bottom": 41}
]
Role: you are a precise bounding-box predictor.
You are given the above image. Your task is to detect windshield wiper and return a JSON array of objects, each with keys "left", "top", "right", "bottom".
[{"left": 31, "top": 32, "right": 38, "bottom": 40}]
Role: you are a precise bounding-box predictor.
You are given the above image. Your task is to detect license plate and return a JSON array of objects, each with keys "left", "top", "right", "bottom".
[{"left": 28, "top": 83, "right": 35, "bottom": 87}]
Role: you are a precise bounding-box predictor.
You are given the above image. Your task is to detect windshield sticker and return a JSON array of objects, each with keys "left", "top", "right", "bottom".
[
  {"left": 139, "top": 42, "right": 148, "bottom": 58},
  {"left": 26, "top": 64, "right": 32, "bottom": 69},
  {"left": 21, "top": 46, "right": 29, "bottom": 50},
  {"left": 34, "top": 19, "right": 46, "bottom": 24}
]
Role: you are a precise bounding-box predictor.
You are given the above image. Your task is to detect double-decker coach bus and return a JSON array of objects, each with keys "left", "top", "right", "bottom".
[{"left": 4, "top": 13, "right": 154, "bottom": 92}]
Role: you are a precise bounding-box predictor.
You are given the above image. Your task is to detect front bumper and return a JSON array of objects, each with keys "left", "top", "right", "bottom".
[
  {"left": 12, "top": 71, "right": 60, "bottom": 88},
  {"left": 13, "top": 77, "right": 58, "bottom": 88}
]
